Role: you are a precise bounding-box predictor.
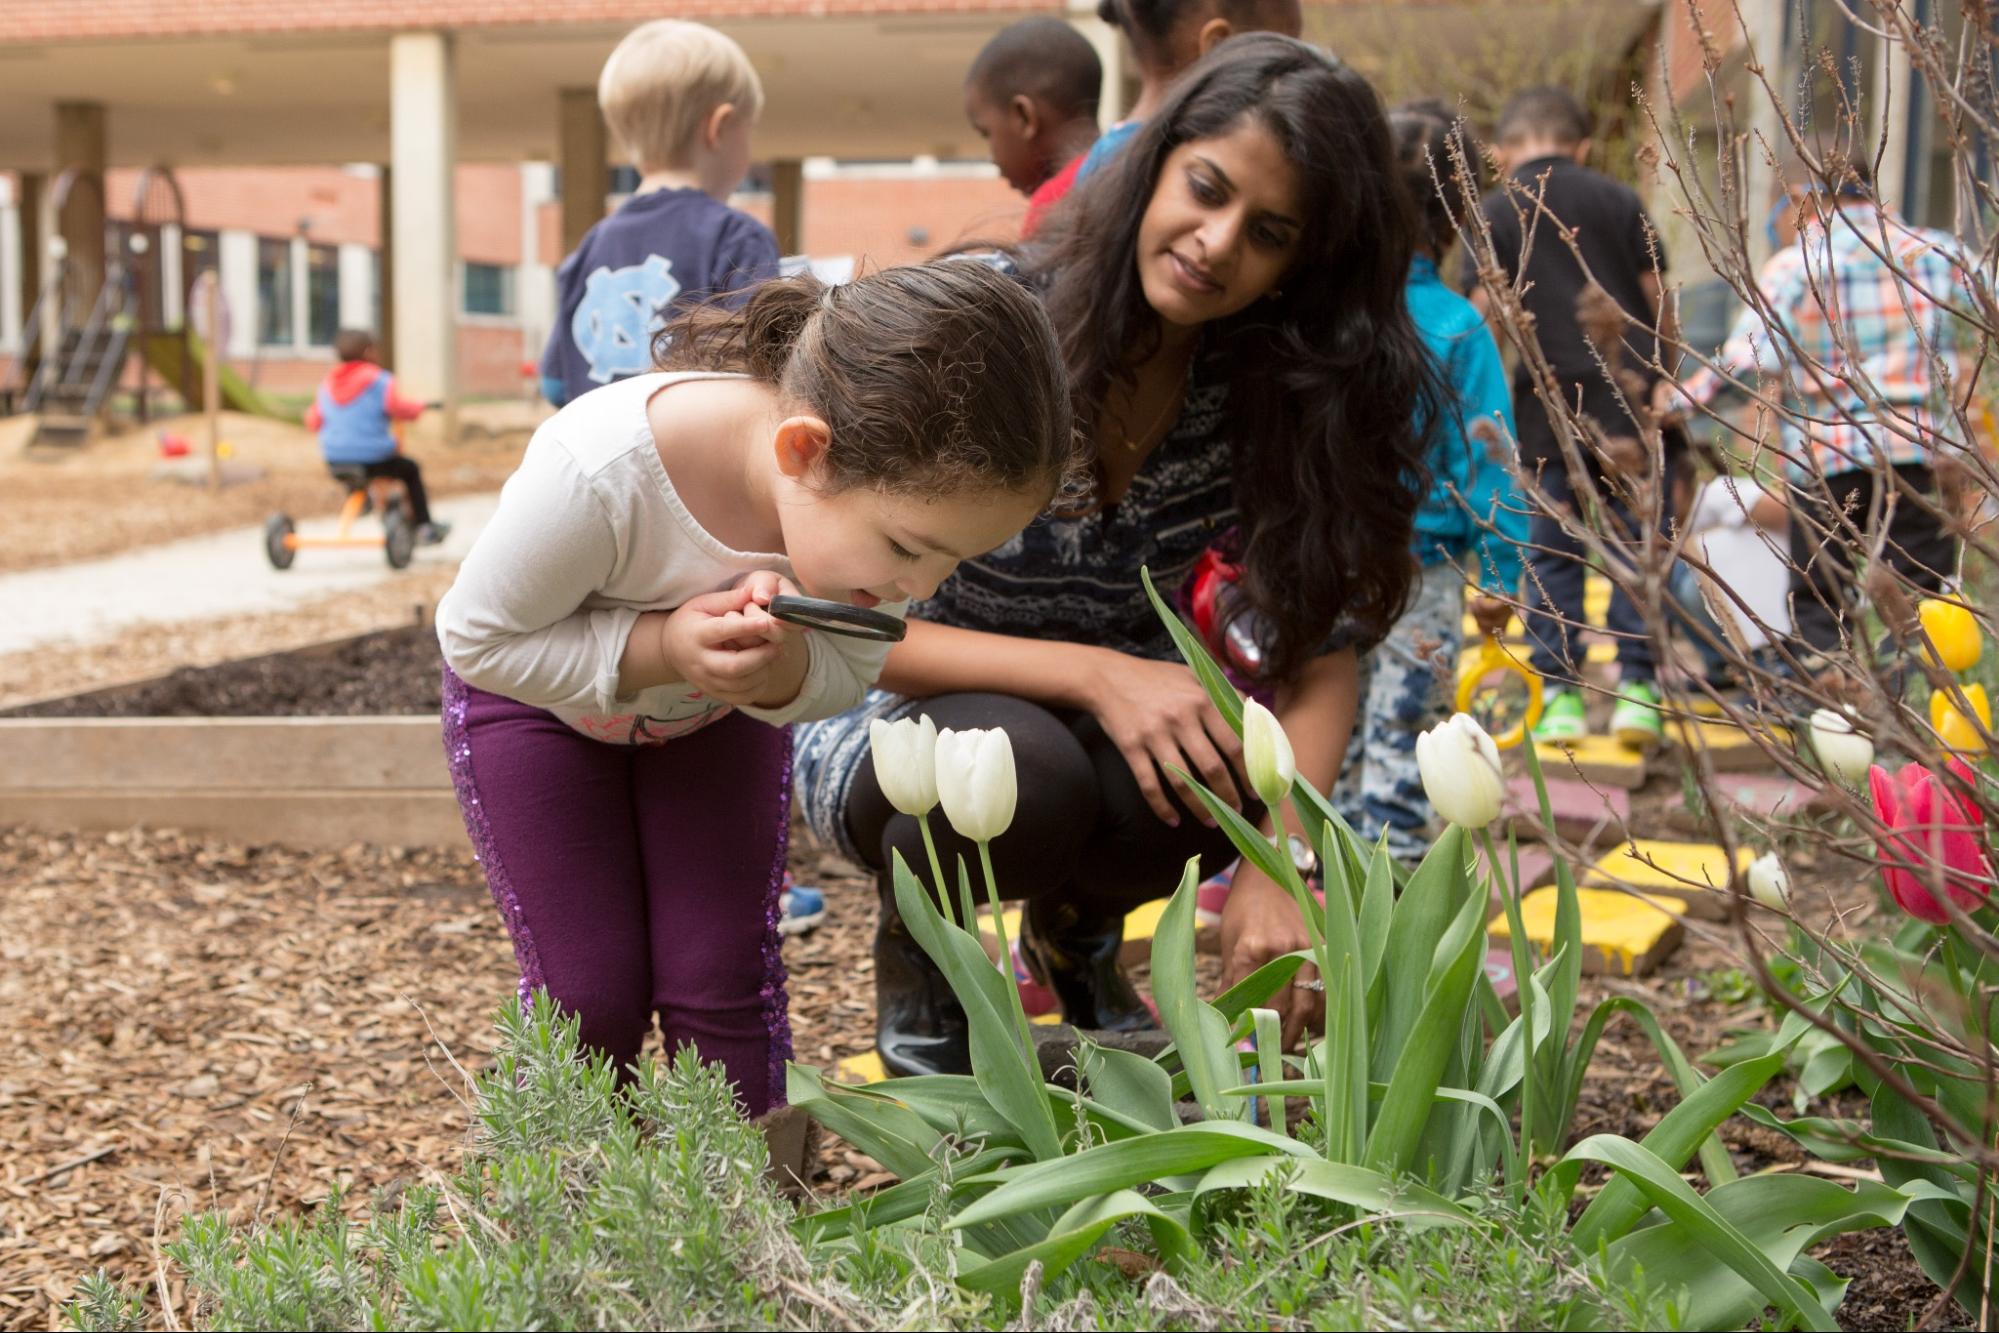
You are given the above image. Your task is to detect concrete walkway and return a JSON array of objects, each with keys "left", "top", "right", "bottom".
[{"left": 0, "top": 492, "right": 498, "bottom": 656}]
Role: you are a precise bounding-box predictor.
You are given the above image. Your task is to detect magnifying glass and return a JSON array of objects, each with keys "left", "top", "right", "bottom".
[
  {"left": 767, "top": 594, "right": 907, "bottom": 642},
  {"left": 1454, "top": 633, "right": 1544, "bottom": 749}
]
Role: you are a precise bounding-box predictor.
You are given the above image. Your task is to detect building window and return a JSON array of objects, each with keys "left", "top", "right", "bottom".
[
  {"left": 257, "top": 237, "right": 293, "bottom": 346},
  {"left": 463, "top": 261, "right": 514, "bottom": 317},
  {"left": 306, "top": 245, "right": 339, "bottom": 347}
]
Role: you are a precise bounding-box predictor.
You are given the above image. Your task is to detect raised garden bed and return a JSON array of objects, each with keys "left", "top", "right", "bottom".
[{"left": 0, "top": 626, "right": 462, "bottom": 848}]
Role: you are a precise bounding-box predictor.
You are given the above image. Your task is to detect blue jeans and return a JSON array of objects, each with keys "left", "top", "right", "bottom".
[
  {"left": 1668, "top": 562, "right": 1733, "bottom": 681},
  {"left": 1522, "top": 461, "right": 1670, "bottom": 688},
  {"left": 1334, "top": 562, "right": 1461, "bottom": 863}
]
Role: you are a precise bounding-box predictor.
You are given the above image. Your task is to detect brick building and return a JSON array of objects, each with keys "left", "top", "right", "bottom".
[
  {"left": 0, "top": 0, "right": 1115, "bottom": 429},
  {"left": 0, "top": 0, "right": 1729, "bottom": 421},
  {"left": 0, "top": 161, "right": 1022, "bottom": 399}
]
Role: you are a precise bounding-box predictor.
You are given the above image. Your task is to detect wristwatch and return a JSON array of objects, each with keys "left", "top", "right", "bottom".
[{"left": 1286, "top": 833, "right": 1317, "bottom": 876}]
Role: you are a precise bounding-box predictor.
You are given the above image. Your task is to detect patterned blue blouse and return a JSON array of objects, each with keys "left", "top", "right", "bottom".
[{"left": 794, "top": 344, "right": 1240, "bottom": 859}]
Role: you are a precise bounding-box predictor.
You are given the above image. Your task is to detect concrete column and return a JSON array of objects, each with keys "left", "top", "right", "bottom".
[
  {"left": 1744, "top": 0, "right": 1787, "bottom": 266},
  {"left": 218, "top": 229, "right": 258, "bottom": 359},
  {"left": 290, "top": 234, "right": 312, "bottom": 348},
  {"left": 1067, "top": 3, "right": 1128, "bottom": 129},
  {"left": 53, "top": 101, "right": 107, "bottom": 306},
  {"left": 1, "top": 178, "right": 20, "bottom": 352},
  {"left": 558, "top": 87, "right": 609, "bottom": 256},
  {"left": 17, "top": 173, "right": 42, "bottom": 325},
  {"left": 337, "top": 242, "right": 374, "bottom": 331},
  {"left": 160, "top": 223, "right": 184, "bottom": 329},
  {"left": 376, "top": 164, "right": 394, "bottom": 367},
  {"left": 390, "top": 32, "right": 457, "bottom": 441},
  {"left": 1870, "top": 29, "right": 1914, "bottom": 217},
  {"left": 771, "top": 158, "right": 804, "bottom": 256},
  {"left": 518, "top": 161, "right": 556, "bottom": 368}
]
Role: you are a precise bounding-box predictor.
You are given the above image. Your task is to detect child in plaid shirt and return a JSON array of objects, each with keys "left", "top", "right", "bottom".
[{"left": 1675, "top": 149, "right": 1978, "bottom": 669}]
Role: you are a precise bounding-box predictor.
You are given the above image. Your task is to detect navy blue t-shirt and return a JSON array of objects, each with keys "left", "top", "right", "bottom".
[{"left": 540, "top": 188, "right": 780, "bottom": 406}]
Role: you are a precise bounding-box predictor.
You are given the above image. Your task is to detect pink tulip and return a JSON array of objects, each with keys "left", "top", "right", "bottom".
[{"left": 1867, "top": 758, "right": 1994, "bottom": 923}]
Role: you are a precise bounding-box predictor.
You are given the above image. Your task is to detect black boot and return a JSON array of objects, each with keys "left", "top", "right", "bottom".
[
  {"left": 874, "top": 872, "right": 973, "bottom": 1077},
  {"left": 1019, "top": 898, "right": 1156, "bottom": 1033}
]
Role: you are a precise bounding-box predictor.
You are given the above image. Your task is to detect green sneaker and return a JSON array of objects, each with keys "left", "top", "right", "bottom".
[
  {"left": 1610, "top": 681, "right": 1665, "bottom": 750},
  {"left": 1532, "top": 689, "right": 1587, "bottom": 745}
]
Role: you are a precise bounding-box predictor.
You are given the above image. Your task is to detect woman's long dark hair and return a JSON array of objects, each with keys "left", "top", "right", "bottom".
[{"left": 1025, "top": 33, "right": 1439, "bottom": 677}]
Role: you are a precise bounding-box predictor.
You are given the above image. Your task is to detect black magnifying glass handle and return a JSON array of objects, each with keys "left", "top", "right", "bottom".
[{"left": 766, "top": 594, "right": 907, "bottom": 642}]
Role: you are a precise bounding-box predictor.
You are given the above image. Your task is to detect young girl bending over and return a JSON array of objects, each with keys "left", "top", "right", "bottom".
[{"left": 436, "top": 261, "right": 1077, "bottom": 1116}]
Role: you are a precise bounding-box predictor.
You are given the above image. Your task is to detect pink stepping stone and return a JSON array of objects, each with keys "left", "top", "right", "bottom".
[
  {"left": 1709, "top": 773, "right": 1816, "bottom": 820},
  {"left": 1500, "top": 773, "right": 1629, "bottom": 845}
]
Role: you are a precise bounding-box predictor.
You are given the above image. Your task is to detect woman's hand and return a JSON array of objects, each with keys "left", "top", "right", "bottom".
[
  {"left": 1468, "top": 595, "right": 1514, "bottom": 638},
  {"left": 1082, "top": 650, "right": 1244, "bottom": 826},
  {"left": 1218, "top": 862, "right": 1320, "bottom": 1049}
]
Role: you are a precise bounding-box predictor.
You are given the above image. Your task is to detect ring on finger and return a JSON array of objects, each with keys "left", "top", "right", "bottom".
[{"left": 1292, "top": 978, "right": 1326, "bottom": 993}]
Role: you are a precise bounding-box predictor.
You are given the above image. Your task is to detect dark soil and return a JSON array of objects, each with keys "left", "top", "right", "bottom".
[{"left": 2, "top": 626, "right": 442, "bottom": 718}]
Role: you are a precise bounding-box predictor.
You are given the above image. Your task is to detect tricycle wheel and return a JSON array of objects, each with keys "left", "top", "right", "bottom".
[
  {"left": 264, "top": 514, "right": 296, "bottom": 570},
  {"left": 383, "top": 509, "right": 416, "bottom": 569}
]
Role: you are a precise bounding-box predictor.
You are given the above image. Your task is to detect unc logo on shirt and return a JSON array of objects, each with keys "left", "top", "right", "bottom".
[{"left": 570, "top": 254, "right": 682, "bottom": 384}]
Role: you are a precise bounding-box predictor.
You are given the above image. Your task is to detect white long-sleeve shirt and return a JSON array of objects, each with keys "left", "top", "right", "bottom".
[{"left": 437, "top": 371, "right": 906, "bottom": 745}]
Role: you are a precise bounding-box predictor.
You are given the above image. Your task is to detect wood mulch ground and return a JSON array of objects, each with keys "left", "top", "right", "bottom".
[{"left": 0, "top": 820, "right": 889, "bottom": 1331}]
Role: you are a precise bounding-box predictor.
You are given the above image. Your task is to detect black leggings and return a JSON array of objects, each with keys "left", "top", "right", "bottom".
[
  {"left": 356, "top": 456, "right": 433, "bottom": 527},
  {"left": 844, "top": 692, "right": 1255, "bottom": 923},
  {"left": 1789, "top": 463, "right": 1956, "bottom": 653}
]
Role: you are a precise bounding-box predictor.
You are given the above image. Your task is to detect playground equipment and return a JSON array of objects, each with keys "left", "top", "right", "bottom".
[
  {"left": 265, "top": 466, "right": 417, "bottom": 571},
  {"left": 2, "top": 165, "right": 292, "bottom": 449},
  {"left": 1455, "top": 632, "right": 1544, "bottom": 750},
  {"left": 9, "top": 170, "right": 133, "bottom": 448}
]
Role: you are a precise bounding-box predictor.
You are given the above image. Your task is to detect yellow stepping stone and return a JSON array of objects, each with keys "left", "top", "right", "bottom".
[
  {"left": 1666, "top": 717, "right": 1790, "bottom": 772},
  {"left": 1584, "top": 839, "right": 1752, "bottom": 920},
  {"left": 835, "top": 1050, "right": 889, "bottom": 1083},
  {"left": 1526, "top": 734, "right": 1649, "bottom": 788},
  {"left": 1490, "top": 886, "right": 1683, "bottom": 976}
]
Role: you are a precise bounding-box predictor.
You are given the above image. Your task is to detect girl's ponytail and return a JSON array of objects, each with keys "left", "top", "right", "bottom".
[{"left": 654, "top": 272, "right": 824, "bottom": 380}]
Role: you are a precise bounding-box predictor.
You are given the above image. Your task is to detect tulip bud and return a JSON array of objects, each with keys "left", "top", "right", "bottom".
[
  {"left": 934, "top": 726, "right": 1018, "bottom": 843},
  {"left": 869, "top": 713, "right": 939, "bottom": 817},
  {"left": 1930, "top": 683, "right": 1991, "bottom": 753},
  {"left": 1919, "top": 598, "right": 1983, "bottom": 672},
  {"left": 1809, "top": 708, "right": 1874, "bottom": 787},
  {"left": 1746, "top": 851, "right": 1789, "bottom": 911},
  {"left": 1415, "top": 712, "right": 1506, "bottom": 830},
  {"left": 1242, "top": 698, "right": 1296, "bottom": 811}
]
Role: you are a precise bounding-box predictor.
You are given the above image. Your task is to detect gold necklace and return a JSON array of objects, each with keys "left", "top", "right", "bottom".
[{"left": 1114, "top": 342, "right": 1198, "bottom": 453}]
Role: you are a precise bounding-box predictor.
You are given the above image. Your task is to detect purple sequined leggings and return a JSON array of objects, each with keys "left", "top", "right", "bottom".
[{"left": 442, "top": 669, "right": 793, "bottom": 1116}]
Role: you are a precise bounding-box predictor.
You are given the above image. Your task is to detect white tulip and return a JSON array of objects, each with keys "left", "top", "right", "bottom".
[
  {"left": 1809, "top": 708, "right": 1875, "bottom": 787},
  {"left": 934, "top": 726, "right": 1018, "bottom": 843},
  {"left": 1747, "top": 851, "right": 1789, "bottom": 911},
  {"left": 869, "top": 713, "right": 939, "bottom": 817},
  {"left": 1242, "top": 698, "right": 1296, "bottom": 810},
  {"left": 1415, "top": 712, "right": 1506, "bottom": 830}
]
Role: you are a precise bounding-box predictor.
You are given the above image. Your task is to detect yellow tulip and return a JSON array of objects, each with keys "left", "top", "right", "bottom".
[
  {"left": 1919, "top": 598, "right": 1983, "bottom": 672},
  {"left": 1931, "top": 683, "right": 1992, "bottom": 752}
]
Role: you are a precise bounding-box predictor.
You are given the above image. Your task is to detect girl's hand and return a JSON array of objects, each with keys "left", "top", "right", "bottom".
[
  {"left": 660, "top": 579, "right": 804, "bottom": 707},
  {"left": 1083, "top": 650, "right": 1244, "bottom": 827},
  {"left": 1219, "top": 863, "right": 1321, "bottom": 1049}
]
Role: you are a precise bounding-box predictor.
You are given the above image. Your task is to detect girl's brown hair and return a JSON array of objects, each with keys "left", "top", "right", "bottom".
[{"left": 656, "top": 260, "right": 1084, "bottom": 502}]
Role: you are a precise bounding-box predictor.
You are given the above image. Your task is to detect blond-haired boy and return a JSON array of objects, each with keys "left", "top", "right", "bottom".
[{"left": 541, "top": 20, "right": 780, "bottom": 405}]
